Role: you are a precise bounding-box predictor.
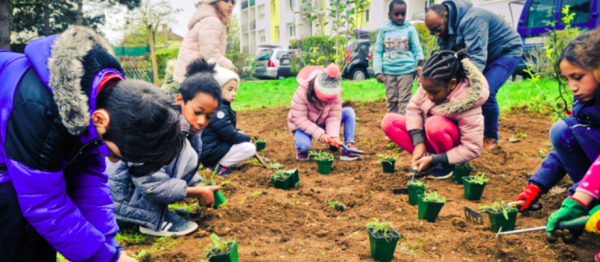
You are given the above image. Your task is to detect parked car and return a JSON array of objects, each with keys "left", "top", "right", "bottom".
[
  {"left": 514, "top": 0, "right": 599, "bottom": 77},
  {"left": 255, "top": 48, "right": 292, "bottom": 79},
  {"left": 343, "top": 39, "right": 372, "bottom": 80}
]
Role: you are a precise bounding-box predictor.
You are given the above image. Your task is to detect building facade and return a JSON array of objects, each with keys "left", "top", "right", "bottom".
[{"left": 240, "top": 0, "right": 524, "bottom": 55}]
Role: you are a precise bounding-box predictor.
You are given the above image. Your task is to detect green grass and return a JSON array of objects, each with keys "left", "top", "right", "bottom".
[{"left": 235, "top": 77, "right": 567, "bottom": 113}]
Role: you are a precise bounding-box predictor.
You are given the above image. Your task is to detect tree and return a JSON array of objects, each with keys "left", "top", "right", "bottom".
[
  {"left": 0, "top": 0, "right": 9, "bottom": 49},
  {"left": 227, "top": 14, "right": 240, "bottom": 53},
  {"left": 77, "top": 0, "right": 141, "bottom": 26},
  {"left": 123, "top": 0, "right": 181, "bottom": 47}
]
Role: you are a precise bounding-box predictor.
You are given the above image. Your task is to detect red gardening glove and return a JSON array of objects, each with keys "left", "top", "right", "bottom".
[{"left": 516, "top": 183, "right": 542, "bottom": 211}]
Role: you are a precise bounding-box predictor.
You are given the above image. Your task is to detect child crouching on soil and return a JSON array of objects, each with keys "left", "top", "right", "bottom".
[
  {"left": 381, "top": 49, "right": 489, "bottom": 179},
  {"left": 287, "top": 64, "right": 362, "bottom": 161},
  {"left": 107, "top": 59, "right": 223, "bottom": 237},
  {"left": 201, "top": 64, "right": 255, "bottom": 177}
]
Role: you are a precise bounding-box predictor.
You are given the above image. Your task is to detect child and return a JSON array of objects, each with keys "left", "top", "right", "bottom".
[
  {"left": 514, "top": 32, "right": 600, "bottom": 214},
  {"left": 374, "top": 0, "right": 424, "bottom": 115},
  {"left": 201, "top": 64, "right": 255, "bottom": 176},
  {"left": 0, "top": 27, "right": 182, "bottom": 262},
  {"left": 165, "top": 0, "right": 237, "bottom": 94},
  {"left": 108, "top": 59, "right": 223, "bottom": 237},
  {"left": 287, "top": 64, "right": 361, "bottom": 161},
  {"left": 381, "top": 49, "right": 490, "bottom": 179}
]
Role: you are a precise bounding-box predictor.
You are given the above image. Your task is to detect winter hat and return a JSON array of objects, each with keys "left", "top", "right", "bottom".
[
  {"left": 314, "top": 64, "right": 342, "bottom": 103},
  {"left": 213, "top": 64, "right": 240, "bottom": 87},
  {"left": 197, "top": 0, "right": 219, "bottom": 3}
]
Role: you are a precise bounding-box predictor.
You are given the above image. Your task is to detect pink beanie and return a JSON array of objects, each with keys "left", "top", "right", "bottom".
[{"left": 296, "top": 64, "right": 342, "bottom": 103}]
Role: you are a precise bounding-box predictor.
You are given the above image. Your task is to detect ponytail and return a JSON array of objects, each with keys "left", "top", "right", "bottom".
[{"left": 422, "top": 49, "right": 470, "bottom": 85}]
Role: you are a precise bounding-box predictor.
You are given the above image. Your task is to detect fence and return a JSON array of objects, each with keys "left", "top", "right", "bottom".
[
  {"left": 114, "top": 46, "right": 149, "bottom": 57},
  {"left": 123, "top": 68, "right": 154, "bottom": 83}
]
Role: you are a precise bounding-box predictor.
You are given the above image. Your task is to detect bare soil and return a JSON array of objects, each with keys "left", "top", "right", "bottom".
[{"left": 126, "top": 100, "right": 600, "bottom": 262}]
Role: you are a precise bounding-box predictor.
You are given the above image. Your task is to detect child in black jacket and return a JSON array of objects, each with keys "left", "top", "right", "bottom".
[{"left": 201, "top": 65, "right": 255, "bottom": 176}]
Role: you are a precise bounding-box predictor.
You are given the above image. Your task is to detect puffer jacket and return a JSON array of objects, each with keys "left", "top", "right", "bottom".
[
  {"left": 107, "top": 119, "right": 203, "bottom": 230},
  {"left": 0, "top": 27, "right": 124, "bottom": 262},
  {"left": 201, "top": 100, "right": 251, "bottom": 167},
  {"left": 437, "top": 0, "right": 523, "bottom": 72},
  {"left": 173, "top": 3, "right": 233, "bottom": 83},
  {"left": 578, "top": 156, "right": 600, "bottom": 199},
  {"left": 287, "top": 66, "right": 343, "bottom": 140},
  {"left": 406, "top": 58, "right": 490, "bottom": 164}
]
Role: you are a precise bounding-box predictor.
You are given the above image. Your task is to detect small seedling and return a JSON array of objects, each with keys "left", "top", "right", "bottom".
[
  {"left": 365, "top": 218, "right": 395, "bottom": 238},
  {"left": 206, "top": 233, "right": 236, "bottom": 257},
  {"left": 326, "top": 200, "right": 346, "bottom": 211},
  {"left": 407, "top": 180, "right": 424, "bottom": 187},
  {"left": 467, "top": 172, "right": 489, "bottom": 185},
  {"left": 256, "top": 139, "right": 267, "bottom": 143},
  {"left": 516, "top": 132, "right": 527, "bottom": 138},
  {"left": 455, "top": 162, "right": 473, "bottom": 169},
  {"left": 310, "top": 150, "right": 334, "bottom": 161},
  {"left": 377, "top": 154, "right": 398, "bottom": 164},
  {"left": 267, "top": 162, "right": 282, "bottom": 170},
  {"left": 422, "top": 191, "right": 446, "bottom": 203},
  {"left": 271, "top": 171, "right": 290, "bottom": 181},
  {"left": 479, "top": 201, "right": 518, "bottom": 220}
]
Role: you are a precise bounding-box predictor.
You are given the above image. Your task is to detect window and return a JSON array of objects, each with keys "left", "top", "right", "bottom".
[
  {"left": 258, "top": 4, "right": 265, "bottom": 20},
  {"left": 365, "top": 6, "right": 370, "bottom": 23},
  {"left": 289, "top": 0, "right": 294, "bottom": 10},
  {"left": 276, "top": 51, "right": 287, "bottom": 59},
  {"left": 272, "top": 0, "right": 276, "bottom": 16},
  {"left": 257, "top": 50, "right": 273, "bottom": 61},
  {"left": 275, "top": 26, "right": 280, "bottom": 41},
  {"left": 526, "top": 0, "right": 554, "bottom": 28},
  {"left": 559, "top": 0, "right": 590, "bottom": 24},
  {"left": 288, "top": 23, "right": 295, "bottom": 37},
  {"left": 259, "top": 30, "right": 266, "bottom": 43}
]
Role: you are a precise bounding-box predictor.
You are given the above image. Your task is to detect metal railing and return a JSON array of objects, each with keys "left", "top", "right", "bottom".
[{"left": 123, "top": 68, "right": 154, "bottom": 83}]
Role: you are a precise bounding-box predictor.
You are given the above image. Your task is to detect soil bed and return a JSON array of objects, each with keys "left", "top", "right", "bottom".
[{"left": 124, "top": 100, "right": 600, "bottom": 261}]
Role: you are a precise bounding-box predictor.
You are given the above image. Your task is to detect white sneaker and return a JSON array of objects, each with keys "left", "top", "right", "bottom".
[{"left": 139, "top": 211, "right": 198, "bottom": 237}]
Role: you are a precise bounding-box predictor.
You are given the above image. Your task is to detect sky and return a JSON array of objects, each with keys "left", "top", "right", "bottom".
[{"left": 100, "top": 0, "right": 241, "bottom": 45}]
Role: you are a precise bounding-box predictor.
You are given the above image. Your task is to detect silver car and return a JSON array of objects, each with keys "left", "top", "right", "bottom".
[{"left": 255, "top": 48, "right": 291, "bottom": 79}]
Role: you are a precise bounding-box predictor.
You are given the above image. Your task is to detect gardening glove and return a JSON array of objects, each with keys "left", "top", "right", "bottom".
[
  {"left": 516, "top": 183, "right": 542, "bottom": 212},
  {"left": 546, "top": 196, "right": 588, "bottom": 235},
  {"left": 586, "top": 205, "right": 600, "bottom": 234}
]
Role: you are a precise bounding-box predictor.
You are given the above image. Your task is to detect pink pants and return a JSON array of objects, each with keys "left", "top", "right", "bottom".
[{"left": 381, "top": 114, "right": 460, "bottom": 155}]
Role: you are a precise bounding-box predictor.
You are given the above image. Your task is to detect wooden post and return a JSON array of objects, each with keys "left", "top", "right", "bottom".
[{"left": 147, "top": 24, "right": 160, "bottom": 87}]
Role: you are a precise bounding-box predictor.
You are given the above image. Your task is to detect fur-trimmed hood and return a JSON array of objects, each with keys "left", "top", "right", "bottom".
[
  {"left": 25, "top": 26, "right": 120, "bottom": 136},
  {"left": 435, "top": 58, "right": 488, "bottom": 115}
]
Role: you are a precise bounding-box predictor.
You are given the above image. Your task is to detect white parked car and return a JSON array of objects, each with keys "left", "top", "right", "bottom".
[{"left": 255, "top": 48, "right": 292, "bottom": 79}]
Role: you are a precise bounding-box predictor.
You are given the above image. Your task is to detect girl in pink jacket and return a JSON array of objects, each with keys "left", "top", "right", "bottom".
[
  {"left": 173, "top": 0, "right": 237, "bottom": 85},
  {"left": 287, "top": 65, "right": 361, "bottom": 161},
  {"left": 381, "top": 49, "right": 489, "bottom": 179}
]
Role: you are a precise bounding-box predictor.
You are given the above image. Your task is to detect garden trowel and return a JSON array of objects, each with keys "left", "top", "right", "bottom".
[
  {"left": 465, "top": 200, "right": 543, "bottom": 225},
  {"left": 327, "top": 139, "right": 364, "bottom": 154}
]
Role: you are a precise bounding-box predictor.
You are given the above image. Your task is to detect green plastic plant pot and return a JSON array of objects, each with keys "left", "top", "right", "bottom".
[
  {"left": 206, "top": 241, "right": 240, "bottom": 262},
  {"left": 256, "top": 141, "right": 266, "bottom": 152},
  {"left": 487, "top": 210, "right": 518, "bottom": 233},
  {"left": 453, "top": 165, "right": 473, "bottom": 184},
  {"left": 381, "top": 160, "right": 396, "bottom": 173},
  {"left": 316, "top": 159, "right": 333, "bottom": 175},
  {"left": 417, "top": 196, "right": 445, "bottom": 223},
  {"left": 462, "top": 177, "right": 487, "bottom": 201},
  {"left": 213, "top": 190, "right": 226, "bottom": 209},
  {"left": 272, "top": 169, "right": 299, "bottom": 190},
  {"left": 367, "top": 227, "right": 401, "bottom": 262},
  {"left": 407, "top": 184, "right": 425, "bottom": 206}
]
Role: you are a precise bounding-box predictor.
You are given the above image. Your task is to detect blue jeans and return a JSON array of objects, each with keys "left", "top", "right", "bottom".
[
  {"left": 530, "top": 117, "right": 600, "bottom": 195},
  {"left": 295, "top": 107, "right": 356, "bottom": 152},
  {"left": 482, "top": 56, "right": 521, "bottom": 140}
]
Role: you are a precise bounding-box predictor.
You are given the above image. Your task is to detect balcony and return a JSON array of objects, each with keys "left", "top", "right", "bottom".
[
  {"left": 249, "top": 45, "right": 256, "bottom": 55},
  {"left": 242, "top": 0, "right": 248, "bottom": 9},
  {"left": 242, "top": 45, "right": 250, "bottom": 53},
  {"left": 251, "top": 20, "right": 256, "bottom": 30},
  {"left": 242, "top": 23, "right": 249, "bottom": 33}
]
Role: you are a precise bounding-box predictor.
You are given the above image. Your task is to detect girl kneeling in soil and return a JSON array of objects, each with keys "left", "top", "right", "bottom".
[
  {"left": 108, "top": 59, "right": 223, "bottom": 237},
  {"left": 514, "top": 32, "right": 600, "bottom": 215},
  {"left": 201, "top": 63, "right": 255, "bottom": 177},
  {"left": 288, "top": 64, "right": 362, "bottom": 161},
  {"left": 381, "top": 49, "right": 490, "bottom": 179}
]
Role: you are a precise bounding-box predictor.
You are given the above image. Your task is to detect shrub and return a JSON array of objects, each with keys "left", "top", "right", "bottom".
[{"left": 413, "top": 22, "right": 435, "bottom": 60}]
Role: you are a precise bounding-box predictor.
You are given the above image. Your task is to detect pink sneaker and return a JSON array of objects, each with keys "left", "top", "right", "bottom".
[
  {"left": 297, "top": 151, "right": 309, "bottom": 161},
  {"left": 340, "top": 144, "right": 360, "bottom": 161}
]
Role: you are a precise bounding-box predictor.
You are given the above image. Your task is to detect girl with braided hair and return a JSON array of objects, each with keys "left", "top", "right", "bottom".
[{"left": 381, "top": 49, "right": 489, "bottom": 179}]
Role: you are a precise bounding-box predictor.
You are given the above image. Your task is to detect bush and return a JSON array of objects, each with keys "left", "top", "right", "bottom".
[
  {"left": 150, "top": 48, "right": 179, "bottom": 79},
  {"left": 226, "top": 51, "right": 256, "bottom": 81},
  {"left": 413, "top": 23, "right": 435, "bottom": 60},
  {"left": 290, "top": 36, "right": 347, "bottom": 68},
  {"left": 524, "top": 27, "right": 583, "bottom": 78}
]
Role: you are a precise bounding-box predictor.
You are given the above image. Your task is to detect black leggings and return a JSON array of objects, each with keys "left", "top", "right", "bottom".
[{"left": 0, "top": 181, "right": 56, "bottom": 262}]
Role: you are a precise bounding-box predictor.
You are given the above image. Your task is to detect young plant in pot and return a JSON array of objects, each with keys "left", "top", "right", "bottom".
[
  {"left": 201, "top": 167, "right": 228, "bottom": 209},
  {"left": 462, "top": 172, "right": 489, "bottom": 201},
  {"left": 378, "top": 154, "right": 398, "bottom": 173},
  {"left": 453, "top": 162, "right": 474, "bottom": 184},
  {"left": 271, "top": 169, "right": 300, "bottom": 190},
  {"left": 407, "top": 180, "right": 426, "bottom": 206},
  {"left": 417, "top": 191, "right": 446, "bottom": 223},
  {"left": 365, "top": 218, "right": 402, "bottom": 262},
  {"left": 326, "top": 200, "right": 346, "bottom": 212},
  {"left": 480, "top": 201, "right": 519, "bottom": 233},
  {"left": 310, "top": 150, "right": 334, "bottom": 175},
  {"left": 256, "top": 139, "right": 267, "bottom": 152},
  {"left": 205, "top": 233, "right": 239, "bottom": 262}
]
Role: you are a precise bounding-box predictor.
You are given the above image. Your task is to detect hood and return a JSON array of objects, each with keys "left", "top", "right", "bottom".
[
  {"left": 25, "top": 26, "right": 118, "bottom": 136},
  {"left": 443, "top": 0, "right": 473, "bottom": 36},
  {"left": 436, "top": 58, "right": 487, "bottom": 114},
  {"left": 188, "top": 3, "right": 228, "bottom": 30},
  {"left": 296, "top": 66, "right": 324, "bottom": 87}
]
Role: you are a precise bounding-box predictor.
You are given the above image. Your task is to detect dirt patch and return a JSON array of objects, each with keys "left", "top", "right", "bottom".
[{"left": 124, "top": 100, "right": 600, "bottom": 261}]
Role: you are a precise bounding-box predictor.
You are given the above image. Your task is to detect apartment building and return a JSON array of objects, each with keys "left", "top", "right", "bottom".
[{"left": 240, "top": 0, "right": 524, "bottom": 55}]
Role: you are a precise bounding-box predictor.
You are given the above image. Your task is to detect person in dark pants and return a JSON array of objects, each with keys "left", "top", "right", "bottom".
[
  {"left": 424, "top": 0, "right": 523, "bottom": 149},
  {"left": 0, "top": 27, "right": 183, "bottom": 262}
]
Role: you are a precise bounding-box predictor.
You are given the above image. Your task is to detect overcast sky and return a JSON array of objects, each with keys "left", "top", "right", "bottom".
[{"left": 100, "top": 0, "right": 241, "bottom": 45}]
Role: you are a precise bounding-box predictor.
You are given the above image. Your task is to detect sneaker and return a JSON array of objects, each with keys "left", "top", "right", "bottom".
[
  {"left": 427, "top": 163, "right": 454, "bottom": 180},
  {"left": 214, "top": 165, "right": 231, "bottom": 177},
  {"left": 484, "top": 137, "right": 498, "bottom": 150},
  {"left": 340, "top": 145, "right": 360, "bottom": 161},
  {"left": 297, "top": 151, "right": 309, "bottom": 161},
  {"left": 139, "top": 211, "right": 198, "bottom": 237}
]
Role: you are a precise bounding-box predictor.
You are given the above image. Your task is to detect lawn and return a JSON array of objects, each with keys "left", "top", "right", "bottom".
[{"left": 235, "top": 77, "right": 568, "bottom": 114}]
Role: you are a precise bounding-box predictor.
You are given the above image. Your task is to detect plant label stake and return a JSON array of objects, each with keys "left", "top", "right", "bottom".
[
  {"left": 464, "top": 207, "right": 484, "bottom": 225},
  {"left": 327, "top": 139, "right": 364, "bottom": 154}
]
